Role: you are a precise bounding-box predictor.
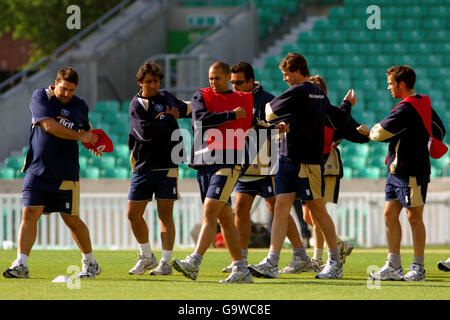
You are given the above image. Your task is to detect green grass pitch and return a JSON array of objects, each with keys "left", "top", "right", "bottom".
[{"left": 0, "top": 247, "right": 449, "bottom": 300}]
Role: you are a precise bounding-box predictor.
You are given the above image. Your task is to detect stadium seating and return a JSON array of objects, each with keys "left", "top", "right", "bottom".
[{"left": 253, "top": 0, "right": 449, "bottom": 178}]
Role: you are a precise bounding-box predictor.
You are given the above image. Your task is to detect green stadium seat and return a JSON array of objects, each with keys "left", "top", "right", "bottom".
[
  {"left": 395, "top": 18, "right": 420, "bottom": 30},
  {"left": 428, "top": 89, "right": 444, "bottom": 101},
  {"left": 383, "top": 43, "right": 408, "bottom": 55},
  {"left": 343, "top": 143, "right": 370, "bottom": 158},
  {"left": 265, "top": 55, "right": 282, "bottom": 68},
  {"left": 374, "top": 30, "right": 398, "bottom": 42},
  {"left": 350, "top": 31, "right": 374, "bottom": 43},
  {"left": 89, "top": 112, "right": 103, "bottom": 127},
  {"left": 325, "top": 68, "right": 349, "bottom": 81},
  {"left": 94, "top": 100, "right": 120, "bottom": 113},
  {"left": 369, "top": 142, "right": 388, "bottom": 156},
  {"left": 308, "top": 43, "right": 332, "bottom": 55},
  {"left": 81, "top": 167, "right": 100, "bottom": 179},
  {"left": 342, "top": 166, "right": 353, "bottom": 179},
  {"left": 428, "top": 5, "right": 450, "bottom": 18},
  {"left": 422, "top": 18, "right": 447, "bottom": 30},
  {"left": 209, "top": 0, "right": 235, "bottom": 6},
  {"left": 418, "top": 55, "right": 443, "bottom": 67},
  {"left": 281, "top": 43, "right": 308, "bottom": 56},
  {"left": 353, "top": 167, "right": 381, "bottom": 179},
  {"left": 409, "top": 43, "right": 434, "bottom": 55},
  {"left": 79, "top": 156, "right": 88, "bottom": 170},
  {"left": 297, "top": 31, "right": 321, "bottom": 43},
  {"left": 415, "top": 79, "right": 433, "bottom": 91},
  {"left": 430, "top": 166, "right": 444, "bottom": 178},
  {"left": 427, "top": 30, "right": 450, "bottom": 42},
  {"left": 103, "top": 112, "right": 129, "bottom": 126},
  {"left": 354, "top": 110, "right": 377, "bottom": 126},
  {"left": 313, "top": 19, "right": 338, "bottom": 31},
  {"left": 100, "top": 167, "right": 130, "bottom": 179},
  {"left": 5, "top": 156, "right": 25, "bottom": 171},
  {"left": 122, "top": 100, "right": 131, "bottom": 110},
  {"left": 15, "top": 170, "right": 25, "bottom": 178},
  {"left": 367, "top": 55, "right": 393, "bottom": 68},
  {"left": 315, "top": 55, "right": 341, "bottom": 68},
  {"left": 367, "top": 155, "right": 386, "bottom": 169},
  {"left": 382, "top": 7, "right": 403, "bottom": 18},
  {"left": 88, "top": 155, "right": 116, "bottom": 171},
  {"left": 0, "top": 167, "right": 15, "bottom": 179},
  {"left": 341, "top": 18, "right": 363, "bottom": 30},
  {"left": 322, "top": 31, "right": 348, "bottom": 42},
  {"left": 330, "top": 78, "right": 352, "bottom": 91},
  {"left": 332, "top": 43, "right": 357, "bottom": 55},
  {"left": 182, "top": 0, "right": 207, "bottom": 6},
  {"left": 428, "top": 67, "right": 449, "bottom": 79},
  {"left": 344, "top": 156, "right": 366, "bottom": 170},
  {"left": 435, "top": 43, "right": 450, "bottom": 55},
  {"left": 328, "top": 7, "right": 353, "bottom": 20},
  {"left": 358, "top": 43, "right": 382, "bottom": 55},
  {"left": 342, "top": 55, "right": 366, "bottom": 68}
]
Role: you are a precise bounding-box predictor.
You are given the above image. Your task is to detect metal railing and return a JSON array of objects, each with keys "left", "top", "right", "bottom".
[{"left": 1, "top": 192, "right": 449, "bottom": 250}]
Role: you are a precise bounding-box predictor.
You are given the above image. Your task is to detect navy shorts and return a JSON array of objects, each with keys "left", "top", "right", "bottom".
[
  {"left": 197, "top": 165, "right": 241, "bottom": 205},
  {"left": 128, "top": 168, "right": 179, "bottom": 201},
  {"left": 22, "top": 173, "right": 80, "bottom": 215},
  {"left": 385, "top": 174, "right": 428, "bottom": 208},
  {"left": 274, "top": 156, "right": 324, "bottom": 201},
  {"left": 234, "top": 176, "right": 275, "bottom": 199}
]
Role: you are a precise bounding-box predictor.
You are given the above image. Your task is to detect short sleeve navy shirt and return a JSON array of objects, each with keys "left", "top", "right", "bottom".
[{"left": 24, "top": 87, "right": 91, "bottom": 181}]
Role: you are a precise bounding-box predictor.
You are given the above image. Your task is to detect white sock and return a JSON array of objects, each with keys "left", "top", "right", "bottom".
[
  {"left": 17, "top": 253, "right": 29, "bottom": 266},
  {"left": 313, "top": 248, "right": 324, "bottom": 260},
  {"left": 82, "top": 252, "right": 96, "bottom": 264},
  {"left": 161, "top": 250, "right": 172, "bottom": 261},
  {"left": 138, "top": 242, "right": 153, "bottom": 258}
]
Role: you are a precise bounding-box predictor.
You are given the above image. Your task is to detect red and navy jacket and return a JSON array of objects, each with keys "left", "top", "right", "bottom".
[
  {"left": 190, "top": 88, "right": 253, "bottom": 167},
  {"left": 370, "top": 94, "right": 446, "bottom": 177}
]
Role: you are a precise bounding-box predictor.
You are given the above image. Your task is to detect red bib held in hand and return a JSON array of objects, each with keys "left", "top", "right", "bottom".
[{"left": 82, "top": 129, "right": 114, "bottom": 155}]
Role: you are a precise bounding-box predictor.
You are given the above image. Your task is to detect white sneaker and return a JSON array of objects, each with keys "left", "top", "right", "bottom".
[
  {"left": 437, "top": 258, "right": 450, "bottom": 272},
  {"left": 369, "top": 262, "right": 403, "bottom": 281},
  {"left": 315, "top": 259, "right": 343, "bottom": 279},
  {"left": 129, "top": 254, "right": 158, "bottom": 275},
  {"left": 402, "top": 264, "right": 426, "bottom": 282},
  {"left": 219, "top": 266, "right": 254, "bottom": 284},
  {"left": 149, "top": 259, "right": 172, "bottom": 276},
  {"left": 338, "top": 240, "right": 353, "bottom": 264},
  {"left": 280, "top": 256, "right": 313, "bottom": 274},
  {"left": 222, "top": 263, "right": 233, "bottom": 273},
  {"left": 3, "top": 261, "right": 29, "bottom": 279},
  {"left": 77, "top": 259, "right": 102, "bottom": 279},
  {"left": 172, "top": 256, "right": 200, "bottom": 280},
  {"left": 311, "top": 258, "right": 325, "bottom": 272},
  {"left": 247, "top": 258, "right": 279, "bottom": 279}
]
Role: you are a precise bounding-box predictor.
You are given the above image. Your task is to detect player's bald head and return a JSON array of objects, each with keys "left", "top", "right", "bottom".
[{"left": 209, "top": 61, "right": 230, "bottom": 76}]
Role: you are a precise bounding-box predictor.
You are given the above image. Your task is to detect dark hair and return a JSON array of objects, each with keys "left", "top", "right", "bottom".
[
  {"left": 136, "top": 61, "right": 164, "bottom": 83},
  {"left": 56, "top": 67, "right": 79, "bottom": 85},
  {"left": 386, "top": 65, "right": 416, "bottom": 89},
  {"left": 210, "top": 61, "right": 230, "bottom": 76},
  {"left": 230, "top": 62, "right": 254, "bottom": 81},
  {"left": 310, "top": 74, "right": 328, "bottom": 95},
  {"left": 279, "top": 52, "right": 310, "bottom": 77}
]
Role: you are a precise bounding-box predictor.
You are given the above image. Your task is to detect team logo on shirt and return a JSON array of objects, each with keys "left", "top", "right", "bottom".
[
  {"left": 155, "top": 104, "right": 164, "bottom": 112},
  {"left": 61, "top": 109, "right": 70, "bottom": 117},
  {"left": 57, "top": 116, "right": 75, "bottom": 130}
]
